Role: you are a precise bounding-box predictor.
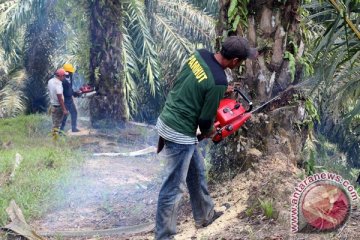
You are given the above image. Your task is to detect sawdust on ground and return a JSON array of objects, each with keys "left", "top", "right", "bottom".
[{"left": 132, "top": 152, "right": 359, "bottom": 240}]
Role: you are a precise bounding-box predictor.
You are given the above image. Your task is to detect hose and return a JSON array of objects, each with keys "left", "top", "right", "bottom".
[{"left": 38, "top": 222, "right": 154, "bottom": 238}]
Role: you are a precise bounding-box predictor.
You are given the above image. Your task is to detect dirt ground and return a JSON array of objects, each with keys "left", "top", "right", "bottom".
[
  {"left": 16, "top": 123, "right": 360, "bottom": 240},
  {"left": 28, "top": 126, "right": 162, "bottom": 238}
]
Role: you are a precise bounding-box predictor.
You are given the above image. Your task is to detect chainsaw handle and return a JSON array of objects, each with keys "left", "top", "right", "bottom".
[{"left": 234, "top": 88, "right": 253, "bottom": 112}]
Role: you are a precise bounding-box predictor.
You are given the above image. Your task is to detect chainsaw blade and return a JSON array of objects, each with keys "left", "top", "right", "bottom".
[
  {"left": 81, "top": 91, "right": 96, "bottom": 98},
  {"left": 250, "top": 95, "right": 281, "bottom": 114}
]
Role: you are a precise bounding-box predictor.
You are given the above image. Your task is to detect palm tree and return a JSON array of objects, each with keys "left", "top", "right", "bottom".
[
  {"left": 24, "top": 0, "right": 63, "bottom": 113},
  {"left": 0, "top": 0, "right": 62, "bottom": 114},
  {"left": 1, "top": 0, "right": 216, "bottom": 124},
  {"left": 93, "top": 0, "right": 216, "bottom": 124},
  {"left": 210, "top": 0, "right": 359, "bottom": 175},
  {"left": 86, "top": 0, "right": 127, "bottom": 127},
  {"left": 210, "top": 0, "right": 308, "bottom": 176},
  {"left": 306, "top": 0, "right": 360, "bottom": 165},
  {"left": 128, "top": 0, "right": 216, "bottom": 121},
  {"left": 0, "top": 0, "right": 26, "bottom": 117},
  {"left": 67, "top": 0, "right": 216, "bottom": 126},
  {"left": 0, "top": 2, "right": 25, "bottom": 118}
]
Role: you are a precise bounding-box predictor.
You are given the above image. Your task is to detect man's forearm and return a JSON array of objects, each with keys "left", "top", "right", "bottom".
[
  {"left": 198, "top": 118, "right": 213, "bottom": 134},
  {"left": 60, "top": 100, "right": 66, "bottom": 112},
  {"left": 57, "top": 94, "right": 66, "bottom": 112}
]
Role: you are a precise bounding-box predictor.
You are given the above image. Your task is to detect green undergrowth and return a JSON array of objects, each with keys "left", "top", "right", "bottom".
[
  {"left": 0, "top": 114, "right": 83, "bottom": 226},
  {"left": 258, "top": 198, "right": 275, "bottom": 219}
]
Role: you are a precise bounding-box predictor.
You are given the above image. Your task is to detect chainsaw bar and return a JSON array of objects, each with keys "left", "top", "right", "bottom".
[
  {"left": 250, "top": 80, "right": 311, "bottom": 114},
  {"left": 250, "top": 95, "right": 281, "bottom": 114}
]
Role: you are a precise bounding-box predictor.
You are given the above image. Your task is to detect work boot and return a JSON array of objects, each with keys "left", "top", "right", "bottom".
[
  {"left": 195, "top": 210, "right": 223, "bottom": 229},
  {"left": 72, "top": 128, "right": 80, "bottom": 132}
]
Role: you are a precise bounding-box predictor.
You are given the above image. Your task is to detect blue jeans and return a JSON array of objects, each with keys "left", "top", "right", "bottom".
[
  {"left": 155, "top": 140, "right": 214, "bottom": 240},
  {"left": 60, "top": 98, "right": 78, "bottom": 131}
]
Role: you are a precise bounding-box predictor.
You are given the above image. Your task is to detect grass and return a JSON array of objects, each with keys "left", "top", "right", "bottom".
[
  {"left": 0, "top": 114, "right": 83, "bottom": 226},
  {"left": 245, "top": 205, "right": 257, "bottom": 217},
  {"left": 258, "top": 198, "right": 275, "bottom": 219}
]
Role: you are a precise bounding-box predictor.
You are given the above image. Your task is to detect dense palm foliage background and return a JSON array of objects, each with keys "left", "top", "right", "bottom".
[
  {"left": 304, "top": 0, "right": 360, "bottom": 165},
  {"left": 0, "top": 0, "right": 217, "bottom": 121},
  {"left": 0, "top": 0, "right": 359, "bottom": 165}
]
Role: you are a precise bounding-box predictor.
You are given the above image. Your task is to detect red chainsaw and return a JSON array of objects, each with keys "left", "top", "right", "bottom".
[
  {"left": 212, "top": 88, "right": 253, "bottom": 143},
  {"left": 212, "top": 88, "right": 282, "bottom": 143},
  {"left": 75, "top": 84, "right": 96, "bottom": 98}
]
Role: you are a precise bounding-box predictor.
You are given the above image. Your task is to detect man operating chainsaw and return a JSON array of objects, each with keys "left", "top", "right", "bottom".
[
  {"left": 60, "top": 63, "right": 80, "bottom": 133},
  {"left": 155, "top": 36, "right": 258, "bottom": 240}
]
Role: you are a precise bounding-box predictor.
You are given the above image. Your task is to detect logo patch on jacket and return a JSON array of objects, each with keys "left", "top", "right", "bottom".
[{"left": 188, "top": 55, "right": 208, "bottom": 82}]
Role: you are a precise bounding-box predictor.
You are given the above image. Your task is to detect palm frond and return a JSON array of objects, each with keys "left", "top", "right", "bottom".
[
  {"left": 309, "top": 0, "right": 359, "bottom": 89},
  {"left": 0, "top": 0, "right": 23, "bottom": 67},
  {"left": 0, "top": 47, "right": 8, "bottom": 72},
  {"left": 122, "top": 26, "right": 140, "bottom": 118},
  {"left": 52, "top": 0, "right": 90, "bottom": 77},
  {"left": 0, "top": 0, "right": 38, "bottom": 51},
  {"left": 151, "top": 0, "right": 216, "bottom": 91},
  {"left": 155, "top": 13, "right": 193, "bottom": 61},
  {"left": 157, "top": 0, "right": 216, "bottom": 49},
  {"left": 188, "top": 0, "right": 219, "bottom": 16},
  {"left": 0, "top": 0, "right": 48, "bottom": 69},
  {"left": 124, "top": 0, "right": 161, "bottom": 96},
  {"left": 0, "top": 0, "right": 19, "bottom": 30},
  {"left": 327, "top": 0, "right": 360, "bottom": 39},
  {"left": 333, "top": 73, "right": 360, "bottom": 116},
  {"left": 306, "top": 0, "right": 360, "bottom": 161},
  {"left": 343, "top": 100, "right": 360, "bottom": 126},
  {"left": 0, "top": 70, "right": 26, "bottom": 118},
  {"left": 0, "top": 90, "right": 26, "bottom": 117}
]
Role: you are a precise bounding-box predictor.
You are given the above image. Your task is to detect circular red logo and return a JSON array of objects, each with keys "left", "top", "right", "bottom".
[{"left": 301, "top": 183, "right": 351, "bottom": 230}]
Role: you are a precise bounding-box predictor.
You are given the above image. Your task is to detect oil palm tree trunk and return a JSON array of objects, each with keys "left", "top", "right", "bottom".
[
  {"left": 218, "top": 0, "right": 303, "bottom": 101},
  {"left": 211, "top": 0, "right": 306, "bottom": 177},
  {"left": 88, "top": 0, "right": 127, "bottom": 128}
]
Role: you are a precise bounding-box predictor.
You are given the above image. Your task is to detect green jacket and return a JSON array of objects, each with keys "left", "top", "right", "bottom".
[{"left": 160, "top": 49, "right": 228, "bottom": 137}]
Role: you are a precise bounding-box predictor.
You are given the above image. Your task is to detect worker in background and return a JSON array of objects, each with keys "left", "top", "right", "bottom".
[
  {"left": 60, "top": 63, "right": 80, "bottom": 133},
  {"left": 155, "top": 36, "right": 258, "bottom": 240},
  {"left": 48, "top": 68, "right": 68, "bottom": 138}
]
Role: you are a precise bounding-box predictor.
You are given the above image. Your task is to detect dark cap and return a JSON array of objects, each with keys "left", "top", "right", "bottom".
[{"left": 221, "top": 36, "right": 258, "bottom": 60}]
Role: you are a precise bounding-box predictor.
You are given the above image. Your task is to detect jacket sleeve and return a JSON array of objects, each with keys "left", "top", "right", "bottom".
[{"left": 198, "top": 85, "right": 226, "bottom": 135}]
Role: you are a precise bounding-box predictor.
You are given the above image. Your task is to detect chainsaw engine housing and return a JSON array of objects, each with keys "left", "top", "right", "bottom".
[{"left": 212, "top": 98, "right": 252, "bottom": 143}]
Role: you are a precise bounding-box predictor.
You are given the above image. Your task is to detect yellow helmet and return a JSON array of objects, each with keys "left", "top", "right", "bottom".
[{"left": 63, "top": 63, "right": 75, "bottom": 73}]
